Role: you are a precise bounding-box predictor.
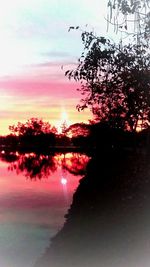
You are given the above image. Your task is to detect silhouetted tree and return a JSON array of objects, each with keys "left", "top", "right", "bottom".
[
  {"left": 61, "top": 120, "right": 68, "bottom": 135},
  {"left": 9, "top": 118, "right": 57, "bottom": 150},
  {"left": 0, "top": 134, "right": 19, "bottom": 150},
  {"left": 9, "top": 118, "right": 57, "bottom": 136},
  {"left": 66, "top": 123, "right": 90, "bottom": 137},
  {"left": 56, "top": 135, "right": 71, "bottom": 146},
  {"left": 66, "top": 31, "right": 150, "bottom": 131},
  {"left": 107, "top": 0, "right": 150, "bottom": 41}
]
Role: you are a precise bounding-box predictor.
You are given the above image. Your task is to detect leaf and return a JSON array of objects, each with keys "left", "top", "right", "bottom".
[{"left": 68, "top": 26, "right": 75, "bottom": 32}]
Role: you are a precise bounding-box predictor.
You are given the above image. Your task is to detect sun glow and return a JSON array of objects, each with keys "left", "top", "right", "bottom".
[
  {"left": 0, "top": 91, "right": 14, "bottom": 110},
  {"left": 0, "top": 0, "right": 96, "bottom": 136},
  {"left": 61, "top": 111, "right": 68, "bottom": 122},
  {"left": 56, "top": 110, "right": 71, "bottom": 133},
  {"left": 61, "top": 177, "right": 67, "bottom": 185}
]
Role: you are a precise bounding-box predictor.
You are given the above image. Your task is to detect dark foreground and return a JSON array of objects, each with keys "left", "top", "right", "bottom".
[{"left": 35, "top": 147, "right": 150, "bottom": 267}]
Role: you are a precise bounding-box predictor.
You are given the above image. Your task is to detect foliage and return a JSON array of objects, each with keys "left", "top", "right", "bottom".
[
  {"left": 61, "top": 120, "right": 68, "bottom": 135},
  {"left": 9, "top": 118, "right": 57, "bottom": 136},
  {"left": 65, "top": 123, "right": 90, "bottom": 137},
  {"left": 65, "top": 31, "right": 150, "bottom": 131},
  {"left": 107, "top": 0, "right": 150, "bottom": 41}
]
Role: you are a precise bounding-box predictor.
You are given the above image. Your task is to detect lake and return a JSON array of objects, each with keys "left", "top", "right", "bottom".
[{"left": 0, "top": 151, "right": 90, "bottom": 267}]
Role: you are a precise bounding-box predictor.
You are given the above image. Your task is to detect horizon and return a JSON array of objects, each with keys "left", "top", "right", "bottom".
[
  {"left": 0, "top": 110, "right": 91, "bottom": 136},
  {"left": 0, "top": 0, "right": 120, "bottom": 135}
]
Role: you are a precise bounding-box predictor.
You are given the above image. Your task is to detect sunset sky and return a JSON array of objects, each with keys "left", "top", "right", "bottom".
[{"left": 0, "top": 0, "right": 117, "bottom": 135}]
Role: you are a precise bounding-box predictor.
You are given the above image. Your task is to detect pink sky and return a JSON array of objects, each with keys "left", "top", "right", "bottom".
[
  {"left": 0, "top": 0, "right": 115, "bottom": 135},
  {"left": 0, "top": 74, "right": 92, "bottom": 134}
]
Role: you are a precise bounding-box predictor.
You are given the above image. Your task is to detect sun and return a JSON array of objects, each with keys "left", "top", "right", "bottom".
[
  {"left": 61, "top": 111, "right": 68, "bottom": 122},
  {"left": 56, "top": 110, "right": 71, "bottom": 133}
]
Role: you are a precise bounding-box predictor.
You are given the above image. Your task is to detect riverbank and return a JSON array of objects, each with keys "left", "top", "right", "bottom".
[{"left": 36, "top": 147, "right": 150, "bottom": 267}]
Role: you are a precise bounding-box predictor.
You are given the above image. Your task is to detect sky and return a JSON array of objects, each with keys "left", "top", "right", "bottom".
[{"left": 0, "top": 0, "right": 116, "bottom": 135}]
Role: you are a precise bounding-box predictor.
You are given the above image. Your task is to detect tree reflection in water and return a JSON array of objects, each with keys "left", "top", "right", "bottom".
[
  {"left": 0, "top": 151, "right": 90, "bottom": 180},
  {"left": 35, "top": 149, "right": 150, "bottom": 267},
  {"left": 0, "top": 150, "right": 19, "bottom": 163},
  {"left": 61, "top": 153, "right": 90, "bottom": 176},
  {"left": 8, "top": 153, "right": 57, "bottom": 179}
]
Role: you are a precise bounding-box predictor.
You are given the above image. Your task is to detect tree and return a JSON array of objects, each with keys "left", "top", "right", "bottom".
[
  {"left": 107, "top": 0, "right": 150, "bottom": 41},
  {"left": 61, "top": 120, "right": 68, "bottom": 135},
  {"left": 65, "top": 31, "right": 150, "bottom": 132},
  {"left": 9, "top": 118, "right": 57, "bottom": 136},
  {"left": 9, "top": 118, "right": 57, "bottom": 150},
  {"left": 65, "top": 123, "right": 90, "bottom": 137}
]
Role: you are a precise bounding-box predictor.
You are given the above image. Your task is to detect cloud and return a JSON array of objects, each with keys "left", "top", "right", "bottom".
[
  {"left": 41, "top": 51, "right": 71, "bottom": 59},
  {"left": 0, "top": 76, "right": 81, "bottom": 98},
  {"left": 0, "top": 0, "right": 106, "bottom": 135},
  {"left": 0, "top": 76, "right": 92, "bottom": 135}
]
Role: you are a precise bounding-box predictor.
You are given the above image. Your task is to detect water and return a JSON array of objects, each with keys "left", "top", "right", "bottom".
[
  {"left": 0, "top": 152, "right": 90, "bottom": 267},
  {"left": 35, "top": 150, "right": 150, "bottom": 267}
]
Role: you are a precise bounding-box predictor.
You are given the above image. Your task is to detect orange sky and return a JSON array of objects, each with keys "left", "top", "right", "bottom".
[
  {"left": 0, "top": 0, "right": 119, "bottom": 135},
  {"left": 0, "top": 75, "right": 92, "bottom": 135}
]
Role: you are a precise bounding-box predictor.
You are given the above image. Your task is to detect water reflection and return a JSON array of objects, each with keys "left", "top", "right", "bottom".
[
  {"left": 35, "top": 150, "right": 150, "bottom": 267},
  {"left": 61, "top": 153, "right": 89, "bottom": 176},
  {"left": 0, "top": 152, "right": 90, "bottom": 267},
  {"left": 0, "top": 150, "right": 18, "bottom": 163},
  {"left": 3, "top": 151, "right": 90, "bottom": 179},
  {"left": 8, "top": 153, "right": 57, "bottom": 179}
]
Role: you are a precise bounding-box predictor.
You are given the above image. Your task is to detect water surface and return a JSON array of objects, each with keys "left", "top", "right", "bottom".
[{"left": 0, "top": 152, "right": 89, "bottom": 267}]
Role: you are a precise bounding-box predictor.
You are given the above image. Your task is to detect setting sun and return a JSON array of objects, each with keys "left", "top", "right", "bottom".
[
  {"left": 0, "top": 0, "right": 95, "bottom": 136},
  {"left": 56, "top": 110, "right": 71, "bottom": 133}
]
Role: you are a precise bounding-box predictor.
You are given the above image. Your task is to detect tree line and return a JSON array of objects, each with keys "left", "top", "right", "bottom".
[
  {"left": 1, "top": 0, "right": 150, "bottom": 152},
  {"left": 0, "top": 117, "right": 149, "bottom": 153}
]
